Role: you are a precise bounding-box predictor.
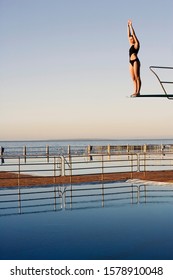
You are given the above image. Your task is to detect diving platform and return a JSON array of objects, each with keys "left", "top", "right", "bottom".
[
  {"left": 133, "top": 66, "right": 173, "bottom": 100},
  {"left": 135, "top": 94, "right": 173, "bottom": 98}
]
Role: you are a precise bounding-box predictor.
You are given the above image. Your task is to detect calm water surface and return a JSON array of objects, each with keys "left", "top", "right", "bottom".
[{"left": 1, "top": 182, "right": 173, "bottom": 260}]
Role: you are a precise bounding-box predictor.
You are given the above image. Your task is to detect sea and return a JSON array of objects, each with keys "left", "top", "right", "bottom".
[{"left": 1, "top": 138, "right": 173, "bottom": 145}]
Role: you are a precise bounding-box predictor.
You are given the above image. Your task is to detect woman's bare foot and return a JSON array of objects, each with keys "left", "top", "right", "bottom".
[
  {"left": 130, "top": 92, "right": 140, "bottom": 97},
  {"left": 130, "top": 93, "right": 138, "bottom": 97}
]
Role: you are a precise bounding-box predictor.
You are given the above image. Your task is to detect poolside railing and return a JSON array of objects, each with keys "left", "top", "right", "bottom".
[{"left": 1, "top": 151, "right": 173, "bottom": 187}]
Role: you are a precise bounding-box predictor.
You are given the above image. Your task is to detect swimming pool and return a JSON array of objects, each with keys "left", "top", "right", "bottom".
[{"left": 1, "top": 181, "right": 173, "bottom": 260}]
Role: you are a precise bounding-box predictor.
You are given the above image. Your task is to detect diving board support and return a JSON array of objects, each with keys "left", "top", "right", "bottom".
[{"left": 149, "top": 66, "right": 173, "bottom": 100}]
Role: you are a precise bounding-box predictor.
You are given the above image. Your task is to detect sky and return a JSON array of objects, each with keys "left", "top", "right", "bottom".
[{"left": 0, "top": 0, "right": 173, "bottom": 141}]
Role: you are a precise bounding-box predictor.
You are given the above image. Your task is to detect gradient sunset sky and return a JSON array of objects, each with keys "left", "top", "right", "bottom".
[{"left": 0, "top": 0, "right": 173, "bottom": 140}]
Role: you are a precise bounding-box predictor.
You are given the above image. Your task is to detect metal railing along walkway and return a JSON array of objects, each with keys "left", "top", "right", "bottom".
[
  {"left": 1, "top": 143, "right": 173, "bottom": 158},
  {"left": 1, "top": 152, "right": 173, "bottom": 187}
]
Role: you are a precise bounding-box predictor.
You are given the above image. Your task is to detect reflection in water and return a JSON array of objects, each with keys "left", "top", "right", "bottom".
[
  {"left": 1, "top": 182, "right": 173, "bottom": 216},
  {"left": 0, "top": 185, "right": 63, "bottom": 216},
  {"left": 1, "top": 181, "right": 173, "bottom": 260}
]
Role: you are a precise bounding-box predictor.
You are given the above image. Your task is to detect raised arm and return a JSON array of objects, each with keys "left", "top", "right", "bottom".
[
  {"left": 127, "top": 20, "right": 131, "bottom": 40},
  {"left": 128, "top": 20, "right": 140, "bottom": 48}
]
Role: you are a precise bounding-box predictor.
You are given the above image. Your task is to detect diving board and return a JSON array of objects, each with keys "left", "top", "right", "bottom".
[{"left": 135, "top": 94, "right": 173, "bottom": 98}]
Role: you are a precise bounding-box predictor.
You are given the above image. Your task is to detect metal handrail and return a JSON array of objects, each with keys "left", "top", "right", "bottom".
[
  {"left": 1, "top": 152, "right": 173, "bottom": 188},
  {"left": 150, "top": 66, "right": 173, "bottom": 100},
  {"left": 1, "top": 143, "right": 173, "bottom": 158}
]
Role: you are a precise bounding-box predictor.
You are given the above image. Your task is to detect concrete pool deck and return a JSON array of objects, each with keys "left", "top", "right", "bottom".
[{"left": 1, "top": 170, "right": 173, "bottom": 187}]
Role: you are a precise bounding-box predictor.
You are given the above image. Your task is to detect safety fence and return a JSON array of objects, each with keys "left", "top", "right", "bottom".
[
  {"left": 1, "top": 152, "right": 173, "bottom": 187},
  {"left": 1, "top": 143, "right": 173, "bottom": 158}
]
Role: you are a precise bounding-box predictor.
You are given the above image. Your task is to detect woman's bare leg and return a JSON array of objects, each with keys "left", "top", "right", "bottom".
[
  {"left": 133, "top": 61, "right": 141, "bottom": 94},
  {"left": 129, "top": 64, "right": 138, "bottom": 95}
]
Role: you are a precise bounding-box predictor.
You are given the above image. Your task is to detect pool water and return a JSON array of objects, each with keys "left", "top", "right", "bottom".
[{"left": 1, "top": 182, "right": 173, "bottom": 260}]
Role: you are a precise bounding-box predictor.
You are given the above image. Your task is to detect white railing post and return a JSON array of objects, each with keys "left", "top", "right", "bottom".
[
  {"left": 61, "top": 156, "right": 65, "bottom": 176},
  {"left": 107, "top": 144, "right": 111, "bottom": 157}
]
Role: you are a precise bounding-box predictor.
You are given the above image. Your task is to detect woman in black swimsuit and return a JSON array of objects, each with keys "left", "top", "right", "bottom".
[{"left": 127, "top": 20, "right": 141, "bottom": 97}]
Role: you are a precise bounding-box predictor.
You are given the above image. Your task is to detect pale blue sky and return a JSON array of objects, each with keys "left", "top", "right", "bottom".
[{"left": 0, "top": 0, "right": 173, "bottom": 140}]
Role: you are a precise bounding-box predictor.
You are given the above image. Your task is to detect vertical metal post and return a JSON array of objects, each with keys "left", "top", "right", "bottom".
[
  {"left": 70, "top": 158, "right": 73, "bottom": 209},
  {"left": 88, "top": 145, "right": 93, "bottom": 160},
  {"left": 127, "top": 145, "right": 130, "bottom": 160},
  {"left": 101, "top": 182, "right": 105, "bottom": 207},
  {"left": 23, "top": 146, "right": 26, "bottom": 163},
  {"left": 143, "top": 144, "right": 147, "bottom": 153},
  {"left": 63, "top": 189, "right": 65, "bottom": 209},
  {"left": 137, "top": 186, "right": 140, "bottom": 204},
  {"left": 68, "top": 145, "right": 71, "bottom": 160},
  {"left": 101, "top": 154, "right": 104, "bottom": 182},
  {"left": 46, "top": 145, "right": 49, "bottom": 163},
  {"left": 131, "top": 185, "right": 134, "bottom": 204},
  {"left": 61, "top": 156, "right": 65, "bottom": 176},
  {"left": 107, "top": 144, "right": 111, "bottom": 159},
  {"left": 144, "top": 153, "right": 146, "bottom": 178},
  {"left": 54, "top": 186, "right": 56, "bottom": 211},
  {"left": 18, "top": 157, "right": 21, "bottom": 186},
  {"left": 137, "top": 153, "right": 140, "bottom": 172},
  {"left": 0, "top": 146, "right": 4, "bottom": 164},
  {"left": 130, "top": 154, "right": 133, "bottom": 178},
  {"left": 18, "top": 187, "right": 21, "bottom": 214},
  {"left": 0, "top": 146, "right": 4, "bottom": 156},
  {"left": 53, "top": 157, "right": 56, "bottom": 183},
  {"left": 144, "top": 185, "right": 147, "bottom": 203},
  {"left": 69, "top": 154, "right": 72, "bottom": 191}
]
